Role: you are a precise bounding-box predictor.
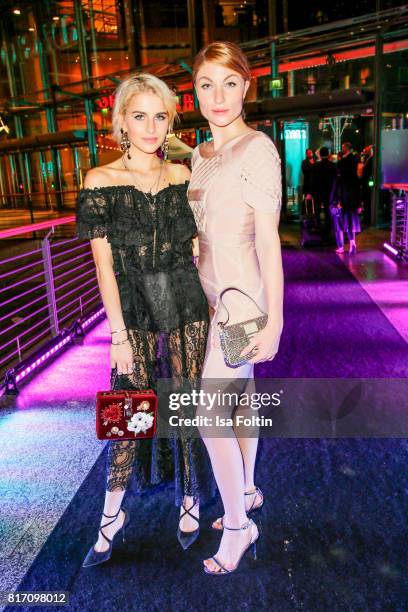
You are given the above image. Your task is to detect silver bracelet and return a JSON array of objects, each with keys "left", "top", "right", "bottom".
[
  {"left": 111, "top": 327, "right": 127, "bottom": 335},
  {"left": 111, "top": 333, "right": 130, "bottom": 345}
]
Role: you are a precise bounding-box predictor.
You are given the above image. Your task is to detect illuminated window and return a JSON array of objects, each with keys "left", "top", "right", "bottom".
[{"left": 82, "top": 0, "right": 118, "bottom": 35}]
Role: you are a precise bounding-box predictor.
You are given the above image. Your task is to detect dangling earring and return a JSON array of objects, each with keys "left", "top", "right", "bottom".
[
  {"left": 242, "top": 104, "right": 246, "bottom": 121},
  {"left": 120, "top": 128, "right": 131, "bottom": 159},
  {"left": 161, "top": 130, "right": 171, "bottom": 161}
]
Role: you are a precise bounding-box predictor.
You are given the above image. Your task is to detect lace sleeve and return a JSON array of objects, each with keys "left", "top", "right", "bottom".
[
  {"left": 240, "top": 134, "right": 282, "bottom": 213},
  {"left": 76, "top": 188, "right": 110, "bottom": 240}
]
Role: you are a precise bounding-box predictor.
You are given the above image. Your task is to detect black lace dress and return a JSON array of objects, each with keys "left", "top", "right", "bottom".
[{"left": 76, "top": 181, "right": 216, "bottom": 507}]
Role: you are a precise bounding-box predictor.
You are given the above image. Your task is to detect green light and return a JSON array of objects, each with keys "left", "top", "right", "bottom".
[
  {"left": 101, "top": 108, "right": 108, "bottom": 115},
  {"left": 270, "top": 78, "right": 283, "bottom": 90},
  {"left": 368, "top": 179, "right": 374, "bottom": 187}
]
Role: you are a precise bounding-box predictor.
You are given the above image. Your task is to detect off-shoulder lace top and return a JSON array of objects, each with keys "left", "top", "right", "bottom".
[{"left": 75, "top": 181, "right": 209, "bottom": 331}]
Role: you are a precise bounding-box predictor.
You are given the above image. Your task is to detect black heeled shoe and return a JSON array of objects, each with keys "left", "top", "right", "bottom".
[
  {"left": 177, "top": 501, "right": 200, "bottom": 550},
  {"left": 82, "top": 507, "right": 130, "bottom": 567},
  {"left": 203, "top": 518, "right": 259, "bottom": 575},
  {"left": 211, "top": 486, "right": 264, "bottom": 531}
]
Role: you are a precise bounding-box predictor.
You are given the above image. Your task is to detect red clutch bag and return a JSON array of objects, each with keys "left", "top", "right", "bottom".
[{"left": 96, "top": 389, "right": 157, "bottom": 440}]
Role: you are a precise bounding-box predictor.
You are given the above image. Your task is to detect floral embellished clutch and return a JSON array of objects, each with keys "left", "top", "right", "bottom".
[{"left": 96, "top": 389, "right": 157, "bottom": 440}]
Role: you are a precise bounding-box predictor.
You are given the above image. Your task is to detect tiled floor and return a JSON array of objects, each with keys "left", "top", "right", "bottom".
[
  {"left": 340, "top": 248, "right": 408, "bottom": 343},
  {"left": 0, "top": 320, "right": 110, "bottom": 598}
]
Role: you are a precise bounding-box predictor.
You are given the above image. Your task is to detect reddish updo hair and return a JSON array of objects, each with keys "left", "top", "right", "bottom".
[{"left": 192, "top": 41, "right": 251, "bottom": 84}]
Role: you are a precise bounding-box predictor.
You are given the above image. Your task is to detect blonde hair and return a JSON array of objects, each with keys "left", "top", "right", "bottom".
[
  {"left": 192, "top": 41, "right": 251, "bottom": 84},
  {"left": 111, "top": 73, "right": 178, "bottom": 143}
]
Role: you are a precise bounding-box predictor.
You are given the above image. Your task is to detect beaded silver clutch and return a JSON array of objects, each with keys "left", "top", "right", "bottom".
[{"left": 217, "top": 287, "right": 268, "bottom": 367}]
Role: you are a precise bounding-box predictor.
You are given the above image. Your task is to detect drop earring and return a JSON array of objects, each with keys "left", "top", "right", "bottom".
[
  {"left": 120, "top": 128, "right": 131, "bottom": 159},
  {"left": 161, "top": 130, "right": 170, "bottom": 161}
]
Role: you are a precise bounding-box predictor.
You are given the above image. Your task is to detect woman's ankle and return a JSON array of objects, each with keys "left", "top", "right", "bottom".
[
  {"left": 182, "top": 495, "right": 199, "bottom": 507},
  {"left": 223, "top": 513, "right": 249, "bottom": 529}
]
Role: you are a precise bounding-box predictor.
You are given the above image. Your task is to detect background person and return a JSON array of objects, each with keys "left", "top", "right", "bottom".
[{"left": 330, "top": 142, "right": 362, "bottom": 254}]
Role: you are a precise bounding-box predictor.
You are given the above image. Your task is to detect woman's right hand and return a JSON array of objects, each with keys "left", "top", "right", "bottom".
[{"left": 110, "top": 330, "right": 134, "bottom": 375}]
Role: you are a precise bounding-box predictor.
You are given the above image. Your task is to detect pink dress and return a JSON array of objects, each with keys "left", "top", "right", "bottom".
[{"left": 188, "top": 129, "right": 282, "bottom": 376}]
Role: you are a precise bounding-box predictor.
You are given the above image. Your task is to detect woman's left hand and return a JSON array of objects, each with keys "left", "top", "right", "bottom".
[{"left": 239, "top": 319, "right": 283, "bottom": 364}]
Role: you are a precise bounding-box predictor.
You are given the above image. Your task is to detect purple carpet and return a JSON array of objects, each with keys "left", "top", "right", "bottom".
[
  {"left": 6, "top": 247, "right": 408, "bottom": 612},
  {"left": 257, "top": 248, "right": 408, "bottom": 378}
]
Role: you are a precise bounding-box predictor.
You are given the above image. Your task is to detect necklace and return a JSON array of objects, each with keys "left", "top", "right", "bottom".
[
  {"left": 121, "top": 156, "right": 164, "bottom": 196},
  {"left": 121, "top": 156, "right": 164, "bottom": 268}
]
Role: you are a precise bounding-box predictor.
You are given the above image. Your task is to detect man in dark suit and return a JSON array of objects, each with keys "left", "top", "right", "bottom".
[
  {"left": 311, "top": 146, "right": 337, "bottom": 243},
  {"left": 330, "top": 142, "right": 362, "bottom": 253},
  {"left": 361, "top": 145, "right": 374, "bottom": 226},
  {"left": 301, "top": 148, "right": 315, "bottom": 209}
]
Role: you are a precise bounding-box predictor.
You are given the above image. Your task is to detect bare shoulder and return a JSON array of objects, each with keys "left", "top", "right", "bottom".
[
  {"left": 167, "top": 162, "right": 191, "bottom": 185},
  {"left": 83, "top": 160, "right": 122, "bottom": 189}
]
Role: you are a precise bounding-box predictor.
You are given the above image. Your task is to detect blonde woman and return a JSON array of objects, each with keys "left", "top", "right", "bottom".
[
  {"left": 76, "top": 73, "right": 216, "bottom": 567},
  {"left": 188, "top": 42, "right": 284, "bottom": 575}
]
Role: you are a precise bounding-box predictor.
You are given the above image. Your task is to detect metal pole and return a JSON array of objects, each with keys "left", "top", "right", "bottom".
[
  {"left": 270, "top": 41, "right": 278, "bottom": 140},
  {"left": 74, "top": 0, "right": 98, "bottom": 167},
  {"left": 123, "top": 0, "right": 141, "bottom": 66},
  {"left": 202, "top": 0, "right": 215, "bottom": 45},
  {"left": 42, "top": 230, "right": 59, "bottom": 337},
  {"left": 278, "top": 120, "right": 287, "bottom": 218},
  {"left": 137, "top": 0, "right": 149, "bottom": 65},
  {"left": 9, "top": 155, "right": 19, "bottom": 203},
  {"left": 72, "top": 145, "right": 81, "bottom": 189},
  {"left": 87, "top": 0, "right": 98, "bottom": 66},
  {"left": 179, "top": 60, "right": 201, "bottom": 145},
  {"left": 372, "top": 32, "right": 383, "bottom": 227},
  {"left": 283, "top": 0, "right": 289, "bottom": 33},
  {"left": 32, "top": 4, "right": 64, "bottom": 211},
  {"left": 23, "top": 153, "right": 35, "bottom": 224},
  {"left": 39, "top": 151, "right": 51, "bottom": 210},
  {"left": 0, "top": 22, "right": 29, "bottom": 211},
  {"left": 268, "top": 0, "right": 277, "bottom": 36},
  {"left": 390, "top": 191, "right": 396, "bottom": 245},
  {"left": 0, "top": 157, "right": 6, "bottom": 206},
  {"left": 187, "top": 0, "right": 199, "bottom": 58}
]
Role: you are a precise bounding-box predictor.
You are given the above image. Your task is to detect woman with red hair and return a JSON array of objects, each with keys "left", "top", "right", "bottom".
[{"left": 188, "top": 41, "right": 284, "bottom": 575}]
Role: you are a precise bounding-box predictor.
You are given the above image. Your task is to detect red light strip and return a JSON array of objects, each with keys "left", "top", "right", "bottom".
[{"left": 250, "top": 39, "right": 408, "bottom": 76}]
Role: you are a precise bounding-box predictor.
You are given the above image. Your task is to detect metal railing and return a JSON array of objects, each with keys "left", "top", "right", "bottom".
[
  {"left": 0, "top": 216, "right": 103, "bottom": 387},
  {"left": 0, "top": 189, "right": 78, "bottom": 212},
  {"left": 390, "top": 189, "right": 408, "bottom": 262}
]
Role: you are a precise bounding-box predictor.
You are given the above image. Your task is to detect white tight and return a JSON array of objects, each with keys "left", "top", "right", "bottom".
[{"left": 197, "top": 310, "right": 260, "bottom": 526}]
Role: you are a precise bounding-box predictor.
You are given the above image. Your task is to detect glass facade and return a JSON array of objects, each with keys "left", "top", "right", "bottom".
[{"left": 0, "top": 1, "right": 407, "bottom": 226}]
